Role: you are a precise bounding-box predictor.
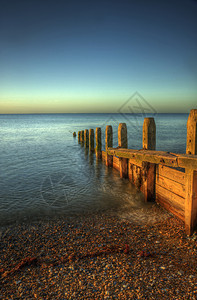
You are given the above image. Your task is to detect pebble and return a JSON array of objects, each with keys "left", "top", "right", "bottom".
[{"left": 0, "top": 213, "right": 197, "bottom": 299}]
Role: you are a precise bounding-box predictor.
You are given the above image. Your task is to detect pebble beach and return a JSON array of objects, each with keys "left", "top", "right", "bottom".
[{"left": 0, "top": 210, "right": 197, "bottom": 299}]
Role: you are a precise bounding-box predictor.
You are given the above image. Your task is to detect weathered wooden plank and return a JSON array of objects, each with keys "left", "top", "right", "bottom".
[
  {"left": 156, "top": 192, "right": 185, "bottom": 221},
  {"left": 178, "top": 155, "right": 197, "bottom": 170},
  {"left": 107, "top": 148, "right": 179, "bottom": 168},
  {"left": 113, "top": 156, "right": 120, "bottom": 171},
  {"left": 156, "top": 165, "right": 185, "bottom": 185},
  {"left": 156, "top": 174, "right": 185, "bottom": 198},
  {"left": 156, "top": 184, "right": 185, "bottom": 211},
  {"left": 107, "top": 148, "right": 197, "bottom": 170}
]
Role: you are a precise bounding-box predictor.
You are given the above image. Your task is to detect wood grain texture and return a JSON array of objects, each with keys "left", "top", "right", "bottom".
[
  {"left": 156, "top": 194, "right": 185, "bottom": 221},
  {"left": 156, "top": 165, "right": 185, "bottom": 185},
  {"left": 156, "top": 184, "right": 185, "bottom": 221},
  {"left": 156, "top": 184, "right": 185, "bottom": 210},
  {"left": 156, "top": 174, "right": 185, "bottom": 198}
]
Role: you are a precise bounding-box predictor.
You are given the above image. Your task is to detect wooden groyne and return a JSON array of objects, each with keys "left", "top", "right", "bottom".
[{"left": 75, "top": 109, "right": 197, "bottom": 236}]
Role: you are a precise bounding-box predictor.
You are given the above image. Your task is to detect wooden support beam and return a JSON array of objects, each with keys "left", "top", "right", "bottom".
[
  {"left": 185, "top": 169, "right": 197, "bottom": 235},
  {"left": 96, "top": 127, "right": 102, "bottom": 159},
  {"left": 84, "top": 129, "right": 89, "bottom": 148},
  {"left": 107, "top": 148, "right": 179, "bottom": 168},
  {"left": 177, "top": 154, "right": 197, "bottom": 170},
  {"left": 143, "top": 118, "right": 156, "bottom": 150},
  {"left": 105, "top": 125, "right": 113, "bottom": 167},
  {"left": 106, "top": 148, "right": 197, "bottom": 170},
  {"left": 186, "top": 109, "right": 197, "bottom": 155},
  {"left": 78, "top": 131, "right": 81, "bottom": 143},
  {"left": 89, "top": 129, "right": 94, "bottom": 152}
]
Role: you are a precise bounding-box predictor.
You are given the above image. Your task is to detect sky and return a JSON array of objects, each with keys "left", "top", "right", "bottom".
[{"left": 0, "top": 0, "right": 197, "bottom": 113}]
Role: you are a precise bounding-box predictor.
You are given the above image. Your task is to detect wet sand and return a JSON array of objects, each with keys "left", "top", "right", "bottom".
[{"left": 0, "top": 211, "right": 197, "bottom": 299}]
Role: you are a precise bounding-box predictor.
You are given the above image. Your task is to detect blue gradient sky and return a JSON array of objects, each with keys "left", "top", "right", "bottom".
[{"left": 0, "top": 0, "right": 197, "bottom": 113}]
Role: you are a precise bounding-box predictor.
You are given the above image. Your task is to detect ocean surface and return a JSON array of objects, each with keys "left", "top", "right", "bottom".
[{"left": 0, "top": 113, "right": 188, "bottom": 226}]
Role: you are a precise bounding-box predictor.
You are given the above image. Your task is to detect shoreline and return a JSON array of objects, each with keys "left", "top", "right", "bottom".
[{"left": 1, "top": 212, "right": 197, "bottom": 299}]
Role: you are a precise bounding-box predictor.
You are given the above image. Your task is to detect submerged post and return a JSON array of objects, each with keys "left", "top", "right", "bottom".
[
  {"left": 143, "top": 118, "right": 156, "bottom": 150},
  {"left": 185, "top": 169, "right": 197, "bottom": 235},
  {"left": 105, "top": 125, "right": 113, "bottom": 167},
  {"left": 84, "top": 129, "right": 89, "bottom": 148},
  {"left": 81, "top": 130, "right": 84, "bottom": 145},
  {"left": 96, "top": 127, "right": 102, "bottom": 159},
  {"left": 118, "top": 123, "right": 128, "bottom": 178},
  {"left": 78, "top": 131, "right": 81, "bottom": 143},
  {"left": 89, "top": 129, "right": 94, "bottom": 152},
  {"left": 186, "top": 109, "right": 197, "bottom": 155}
]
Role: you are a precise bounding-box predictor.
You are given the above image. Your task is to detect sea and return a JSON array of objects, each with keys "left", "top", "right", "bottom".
[{"left": 0, "top": 113, "right": 188, "bottom": 227}]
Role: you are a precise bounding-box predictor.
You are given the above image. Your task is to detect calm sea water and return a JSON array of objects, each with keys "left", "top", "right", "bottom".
[{"left": 0, "top": 113, "right": 188, "bottom": 226}]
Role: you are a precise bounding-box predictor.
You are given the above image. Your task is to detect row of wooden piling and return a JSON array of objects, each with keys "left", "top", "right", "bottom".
[
  {"left": 74, "top": 109, "right": 197, "bottom": 235},
  {"left": 76, "top": 108, "right": 197, "bottom": 157},
  {"left": 77, "top": 128, "right": 102, "bottom": 157},
  {"left": 76, "top": 117, "right": 156, "bottom": 154}
]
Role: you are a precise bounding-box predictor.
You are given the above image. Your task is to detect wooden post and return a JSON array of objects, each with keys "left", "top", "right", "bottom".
[
  {"left": 118, "top": 123, "right": 128, "bottom": 178},
  {"left": 84, "top": 129, "right": 89, "bottom": 148},
  {"left": 80, "top": 130, "right": 84, "bottom": 145},
  {"left": 89, "top": 129, "right": 94, "bottom": 152},
  {"left": 142, "top": 119, "right": 156, "bottom": 201},
  {"left": 185, "top": 168, "right": 197, "bottom": 235},
  {"left": 186, "top": 109, "right": 197, "bottom": 155},
  {"left": 118, "top": 123, "right": 128, "bottom": 148},
  {"left": 78, "top": 131, "right": 81, "bottom": 143},
  {"left": 119, "top": 158, "right": 128, "bottom": 178},
  {"left": 105, "top": 125, "right": 113, "bottom": 167},
  {"left": 142, "top": 162, "right": 156, "bottom": 202},
  {"left": 96, "top": 127, "right": 102, "bottom": 159},
  {"left": 143, "top": 118, "right": 156, "bottom": 150}
]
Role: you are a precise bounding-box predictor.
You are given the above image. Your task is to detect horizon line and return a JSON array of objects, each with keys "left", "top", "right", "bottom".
[{"left": 0, "top": 112, "right": 190, "bottom": 115}]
